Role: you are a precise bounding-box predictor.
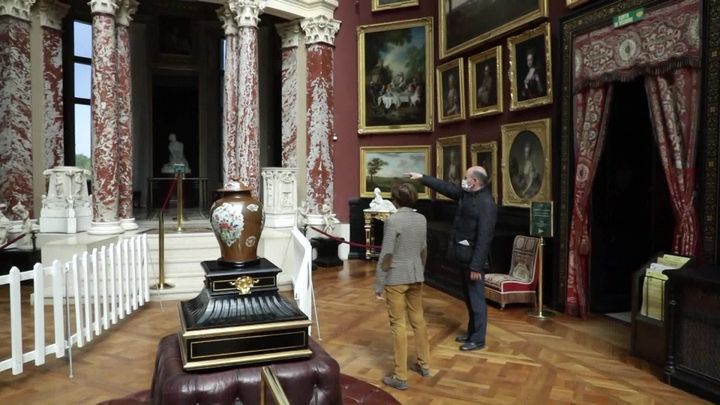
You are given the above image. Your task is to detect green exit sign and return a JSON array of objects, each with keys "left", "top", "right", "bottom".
[{"left": 613, "top": 8, "right": 645, "bottom": 28}]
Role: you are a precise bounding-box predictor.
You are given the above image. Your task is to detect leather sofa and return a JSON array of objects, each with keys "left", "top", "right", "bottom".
[{"left": 97, "top": 334, "right": 399, "bottom": 405}]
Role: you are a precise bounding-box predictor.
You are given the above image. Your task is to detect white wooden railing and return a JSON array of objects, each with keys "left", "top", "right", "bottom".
[{"left": 0, "top": 234, "right": 149, "bottom": 375}]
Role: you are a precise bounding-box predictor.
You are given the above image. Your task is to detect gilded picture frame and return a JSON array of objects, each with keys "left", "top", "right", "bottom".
[
  {"left": 468, "top": 46, "right": 503, "bottom": 118},
  {"left": 436, "top": 58, "right": 466, "bottom": 124},
  {"left": 372, "top": 0, "right": 419, "bottom": 12},
  {"left": 435, "top": 134, "right": 467, "bottom": 200},
  {"left": 508, "top": 22, "right": 553, "bottom": 111},
  {"left": 358, "top": 17, "right": 434, "bottom": 134},
  {"left": 470, "top": 141, "right": 498, "bottom": 202},
  {"left": 501, "top": 119, "right": 551, "bottom": 207},
  {"left": 566, "top": 0, "right": 591, "bottom": 8},
  {"left": 439, "top": 0, "right": 548, "bottom": 59},
  {"left": 360, "top": 145, "right": 431, "bottom": 199}
]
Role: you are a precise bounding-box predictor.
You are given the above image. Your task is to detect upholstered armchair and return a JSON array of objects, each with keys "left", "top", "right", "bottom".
[{"left": 484, "top": 235, "right": 540, "bottom": 309}]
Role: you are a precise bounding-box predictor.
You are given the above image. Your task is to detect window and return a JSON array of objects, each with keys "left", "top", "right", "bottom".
[{"left": 71, "top": 20, "right": 92, "bottom": 172}]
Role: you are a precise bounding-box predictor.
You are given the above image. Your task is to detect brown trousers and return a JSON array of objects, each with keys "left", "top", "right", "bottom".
[{"left": 384, "top": 283, "right": 430, "bottom": 381}]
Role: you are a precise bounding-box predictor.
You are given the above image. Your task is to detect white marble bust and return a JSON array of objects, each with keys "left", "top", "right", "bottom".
[
  {"left": 368, "top": 187, "right": 397, "bottom": 212},
  {"left": 161, "top": 133, "right": 191, "bottom": 174}
]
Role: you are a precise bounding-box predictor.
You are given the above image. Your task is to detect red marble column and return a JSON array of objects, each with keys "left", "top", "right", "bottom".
[
  {"left": 229, "top": 0, "right": 264, "bottom": 198},
  {"left": 116, "top": 0, "right": 138, "bottom": 230},
  {"left": 217, "top": 4, "right": 239, "bottom": 184},
  {"left": 0, "top": 1, "right": 35, "bottom": 218},
  {"left": 300, "top": 16, "right": 340, "bottom": 223},
  {"left": 276, "top": 21, "right": 300, "bottom": 168},
  {"left": 89, "top": 0, "right": 123, "bottom": 235},
  {"left": 39, "top": 0, "right": 69, "bottom": 170}
]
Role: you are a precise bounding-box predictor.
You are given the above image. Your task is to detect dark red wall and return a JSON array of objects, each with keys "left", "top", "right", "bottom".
[{"left": 332, "top": 1, "right": 571, "bottom": 221}]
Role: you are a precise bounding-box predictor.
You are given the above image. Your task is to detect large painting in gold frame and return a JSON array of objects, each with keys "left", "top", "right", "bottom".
[
  {"left": 508, "top": 22, "right": 553, "bottom": 111},
  {"left": 501, "top": 119, "right": 551, "bottom": 207},
  {"left": 435, "top": 134, "right": 466, "bottom": 200},
  {"left": 439, "top": 0, "right": 548, "bottom": 59},
  {"left": 468, "top": 46, "right": 503, "bottom": 118},
  {"left": 372, "top": 0, "right": 419, "bottom": 12},
  {"left": 470, "top": 141, "right": 498, "bottom": 202},
  {"left": 358, "top": 18, "right": 434, "bottom": 134},
  {"left": 436, "top": 58, "right": 466, "bottom": 124},
  {"left": 360, "top": 145, "right": 431, "bottom": 199}
]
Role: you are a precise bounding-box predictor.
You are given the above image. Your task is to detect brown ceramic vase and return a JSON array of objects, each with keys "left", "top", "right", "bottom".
[{"left": 209, "top": 181, "right": 263, "bottom": 267}]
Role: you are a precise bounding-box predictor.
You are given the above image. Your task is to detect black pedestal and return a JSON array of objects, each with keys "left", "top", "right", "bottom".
[{"left": 311, "top": 237, "right": 342, "bottom": 267}]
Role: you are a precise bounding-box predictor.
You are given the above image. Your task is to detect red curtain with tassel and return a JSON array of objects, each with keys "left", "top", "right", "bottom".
[
  {"left": 566, "top": 84, "right": 614, "bottom": 318},
  {"left": 645, "top": 67, "right": 700, "bottom": 256}
]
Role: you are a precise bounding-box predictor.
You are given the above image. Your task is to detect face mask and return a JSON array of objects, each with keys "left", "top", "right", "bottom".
[{"left": 461, "top": 179, "right": 472, "bottom": 191}]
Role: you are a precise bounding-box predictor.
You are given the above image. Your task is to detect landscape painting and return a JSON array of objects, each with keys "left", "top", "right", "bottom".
[{"left": 360, "top": 146, "right": 431, "bottom": 198}]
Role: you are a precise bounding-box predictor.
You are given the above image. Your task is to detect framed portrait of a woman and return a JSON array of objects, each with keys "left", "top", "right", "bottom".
[
  {"left": 470, "top": 141, "right": 498, "bottom": 202},
  {"left": 436, "top": 134, "right": 466, "bottom": 200},
  {"left": 468, "top": 46, "right": 503, "bottom": 118},
  {"left": 508, "top": 22, "right": 553, "bottom": 111},
  {"left": 501, "top": 119, "right": 551, "bottom": 207},
  {"left": 436, "top": 58, "right": 465, "bottom": 124}
]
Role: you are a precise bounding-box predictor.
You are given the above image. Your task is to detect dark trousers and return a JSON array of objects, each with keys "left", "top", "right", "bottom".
[{"left": 461, "top": 271, "right": 487, "bottom": 344}]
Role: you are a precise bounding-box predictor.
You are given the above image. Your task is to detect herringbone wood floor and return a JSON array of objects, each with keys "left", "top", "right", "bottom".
[{"left": 0, "top": 260, "right": 710, "bottom": 404}]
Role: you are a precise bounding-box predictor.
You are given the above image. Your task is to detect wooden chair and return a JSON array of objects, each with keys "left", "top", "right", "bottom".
[{"left": 484, "top": 235, "right": 540, "bottom": 309}]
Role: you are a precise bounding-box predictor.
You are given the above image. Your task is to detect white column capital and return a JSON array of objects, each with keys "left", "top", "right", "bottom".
[
  {"left": 37, "top": 0, "right": 69, "bottom": 30},
  {"left": 300, "top": 15, "right": 340, "bottom": 46},
  {"left": 216, "top": 3, "right": 238, "bottom": 36},
  {"left": 116, "top": 0, "right": 138, "bottom": 27},
  {"left": 276, "top": 20, "right": 301, "bottom": 49},
  {"left": 229, "top": 0, "right": 265, "bottom": 28},
  {"left": 88, "top": 0, "right": 119, "bottom": 15},
  {"left": 0, "top": 0, "right": 36, "bottom": 21}
]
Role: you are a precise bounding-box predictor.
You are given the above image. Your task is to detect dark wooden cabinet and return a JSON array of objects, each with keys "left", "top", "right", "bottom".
[{"left": 665, "top": 266, "right": 720, "bottom": 403}]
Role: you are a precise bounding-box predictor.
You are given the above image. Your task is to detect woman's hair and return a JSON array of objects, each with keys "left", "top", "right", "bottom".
[{"left": 391, "top": 182, "right": 418, "bottom": 207}]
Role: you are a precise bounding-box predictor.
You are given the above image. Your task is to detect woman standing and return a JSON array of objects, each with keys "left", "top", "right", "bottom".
[{"left": 375, "top": 183, "right": 431, "bottom": 390}]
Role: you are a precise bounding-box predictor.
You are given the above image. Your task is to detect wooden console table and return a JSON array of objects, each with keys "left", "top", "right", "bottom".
[{"left": 362, "top": 209, "right": 392, "bottom": 260}]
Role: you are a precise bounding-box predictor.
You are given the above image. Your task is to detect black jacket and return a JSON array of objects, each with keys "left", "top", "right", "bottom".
[{"left": 421, "top": 175, "right": 497, "bottom": 272}]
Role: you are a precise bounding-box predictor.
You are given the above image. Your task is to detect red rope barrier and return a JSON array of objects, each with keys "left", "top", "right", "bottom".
[
  {"left": 309, "top": 226, "right": 381, "bottom": 250},
  {"left": 0, "top": 232, "right": 29, "bottom": 251},
  {"left": 159, "top": 178, "right": 177, "bottom": 213}
]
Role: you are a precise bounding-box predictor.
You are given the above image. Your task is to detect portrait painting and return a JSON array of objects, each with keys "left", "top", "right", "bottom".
[
  {"left": 439, "top": 0, "right": 548, "bottom": 59},
  {"left": 471, "top": 141, "right": 498, "bottom": 202},
  {"left": 501, "top": 119, "right": 551, "bottom": 207},
  {"left": 360, "top": 146, "right": 431, "bottom": 199},
  {"left": 358, "top": 18, "right": 434, "bottom": 134},
  {"left": 436, "top": 58, "right": 465, "bottom": 124},
  {"left": 436, "top": 134, "right": 467, "bottom": 200},
  {"left": 372, "top": 0, "right": 419, "bottom": 12},
  {"left": 468, "top": 46, "right": 503, "bottom": 118},
  {"left": 508, "top": 22, "right": 553, "bottom": 111},
  {"left": 158, "top": 16, "right": 192, "bottom": 56}
]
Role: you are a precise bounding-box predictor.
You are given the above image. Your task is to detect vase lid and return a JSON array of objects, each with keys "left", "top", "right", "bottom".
[{"left": 217, "top": 180, "right": 251, "bottom": 193}]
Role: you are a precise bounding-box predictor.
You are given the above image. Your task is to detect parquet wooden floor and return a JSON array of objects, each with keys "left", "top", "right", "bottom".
[{"left": 0, "top": 260, "right": 710, "bottom": 404}]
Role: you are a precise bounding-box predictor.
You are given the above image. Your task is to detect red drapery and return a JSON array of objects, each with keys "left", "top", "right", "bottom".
[
  {"left": 645, "top": 67, "right": 700, "bottom": 256},
  {"left": 566, "top": 85, "right": 614, "bottom": 318}
]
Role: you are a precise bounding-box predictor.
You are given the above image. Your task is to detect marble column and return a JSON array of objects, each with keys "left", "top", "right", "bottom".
[
  {"left": 88, "top": 0, "right": 123, "bottom": 235},
  {"left": 276, "top": 21, "right": 301, "bottom": 169},
  {"left": 229, "top": 0, "right": 264, "bottom": 198},
  {"left": 0, "top": 0, "right": 35, "bottom": 218},
  {"left": 217, "top": 3, "right": 239, "bottom": 184},
  {"left": 300, "top": 15, "right": 340, "bottom": 225},
  {"left": 38, "top": 0, "right": 69, "bottom": 170},
  {"left": 116, "top": 0, "right": 138, "bottom": 231}
]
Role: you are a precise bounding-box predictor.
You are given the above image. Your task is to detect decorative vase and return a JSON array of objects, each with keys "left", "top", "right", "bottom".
[{"left": 209, "top": 181, "right": 263, "bottom": 267}]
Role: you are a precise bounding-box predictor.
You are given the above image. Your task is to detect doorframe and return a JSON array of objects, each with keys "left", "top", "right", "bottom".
[{"left": 556, "top": 0, "right": 720, "bottom": 311}]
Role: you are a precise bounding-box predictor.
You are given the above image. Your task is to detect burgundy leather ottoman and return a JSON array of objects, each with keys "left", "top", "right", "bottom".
[{"left": 98, "top": 334, "right": 399, "bottom": 405}]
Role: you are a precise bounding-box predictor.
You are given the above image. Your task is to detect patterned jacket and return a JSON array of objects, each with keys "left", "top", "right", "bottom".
[{"left": 374, "top": 207, "right": 427, "bottom": 293}]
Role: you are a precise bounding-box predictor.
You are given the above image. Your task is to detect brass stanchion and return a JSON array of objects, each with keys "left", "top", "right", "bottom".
[
  {"left": 176, "top": 172, "right": 184, "bottom": 232},
  {"left": 151, "top": 210, "right": 174, "bottom": 290},
  {"left": 528, "top": 236, "right": 553, "bottom": 319}
]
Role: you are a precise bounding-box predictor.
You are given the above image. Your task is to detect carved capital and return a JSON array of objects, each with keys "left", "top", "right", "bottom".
[
  {"left": 0, "top": 0, "right": 36, "bottom": 21},
  {"left": 115, "top": 0, "right": 138, "bottom": 27},
  {"left": 88, "top": 0, "right": 119, "bottom": 16},
  {"left": 300, "top": 15, "right": 340, "bottom": 46},
  {"left": 276, "top": 20, "right": 301, "bottom": 49},
  {"left": 229, "top": 0, "right": 265, "bottom": 28},
  {"left": 216, "top": 4, "right": 238, "bottom": 36},
  {"left": 38, "top": 0, "right": 69, "bottom": 30}
]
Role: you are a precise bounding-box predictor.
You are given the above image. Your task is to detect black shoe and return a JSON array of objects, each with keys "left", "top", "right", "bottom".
[
  {"left": 459, "top": 342, "right": 485, "bottom": 351},
  {"left": 455, "top": 334, "right": 469, "bottom": 343}
]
